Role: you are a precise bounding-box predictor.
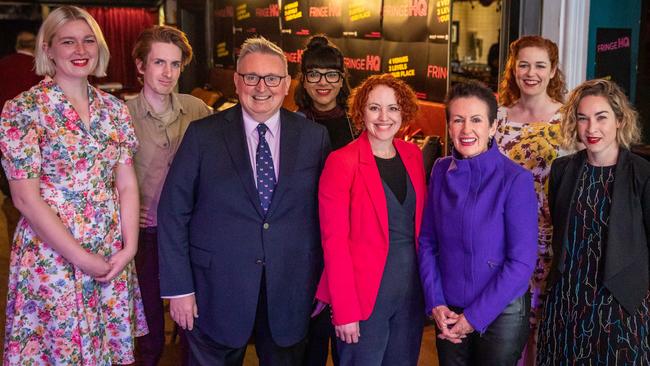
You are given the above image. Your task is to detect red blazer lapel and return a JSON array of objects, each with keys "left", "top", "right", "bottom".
[{"left": 358, "top": 132, "right": 389, "bottom": 245}]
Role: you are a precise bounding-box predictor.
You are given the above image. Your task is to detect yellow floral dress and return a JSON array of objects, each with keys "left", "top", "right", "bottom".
[
  {"left": 494, "top": 106, "right": 564, "bottom": 332},
  {"left": 0, "top": 80, "right": 148, "bottom": 365}
]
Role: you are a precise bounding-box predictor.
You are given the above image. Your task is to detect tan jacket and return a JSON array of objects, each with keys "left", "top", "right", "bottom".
[{"left": 127, "top": 91, "right": 212, "bottom": 227}]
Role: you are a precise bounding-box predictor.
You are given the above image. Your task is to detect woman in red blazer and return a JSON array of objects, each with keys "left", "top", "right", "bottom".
[{"left": 316, "top": 74, "right": 426, "bottom": 365}]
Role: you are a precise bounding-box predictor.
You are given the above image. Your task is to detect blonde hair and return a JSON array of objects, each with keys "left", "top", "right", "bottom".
[
  {"left": 35, "top": 6, "right": 110, "bottom": 77},
  {"left": 561, "top": 79, "right": 642, "bottom": 149},
  {"left": 237, "top": 36, "right": 287, "bottom": 74}
]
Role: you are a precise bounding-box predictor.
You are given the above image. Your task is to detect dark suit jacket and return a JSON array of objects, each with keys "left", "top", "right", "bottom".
[
  {"left": 157, "top": 105, "right": 331, "bottom": 348},
  {"left": 547, "top": 149, "right": 650, "bottom": 314}
]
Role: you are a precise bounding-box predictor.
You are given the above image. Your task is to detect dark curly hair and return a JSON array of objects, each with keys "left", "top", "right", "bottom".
[
  {"left": 348, "top": 74, "right": 419, "bottom": 130},
  {"left": 498, "top": 35, "right": 567, "bottom": 106},
  {"left": 294, "top": 35, "right": 351, "bottom": 110}
]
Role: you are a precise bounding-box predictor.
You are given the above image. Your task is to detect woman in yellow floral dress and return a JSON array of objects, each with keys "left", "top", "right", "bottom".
[
  {"left": 494, "top": 35, "right": 567, "bottom": 366},
  {"left": 0, "top": 6, "right": 147, "bottom": 365}
]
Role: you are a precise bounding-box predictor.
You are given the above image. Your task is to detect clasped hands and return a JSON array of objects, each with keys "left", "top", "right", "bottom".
[
  {"left": 79, "top": 248, "right": 136, "bottom": 283},
  {"left": 431, "top": 305, "right": 474, "bottom": 344}
]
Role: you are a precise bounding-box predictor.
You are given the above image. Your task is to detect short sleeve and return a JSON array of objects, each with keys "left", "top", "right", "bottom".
[
  {"left": 0, "top": 96, "right": 42, "bottom": 180},
  {"left": 116, "top": 102, "right": 138, "bottom": 165}
]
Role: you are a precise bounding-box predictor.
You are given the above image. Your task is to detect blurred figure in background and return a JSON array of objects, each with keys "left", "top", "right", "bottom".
[
  {"left": 0, "top": 31, "right": 42, "bottom": 243},
  {"left": 0, "top": 31, "right": 42, "bottom": 109}
]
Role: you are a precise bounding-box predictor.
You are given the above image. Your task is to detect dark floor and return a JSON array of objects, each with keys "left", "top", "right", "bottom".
[{"left": 0, "top": 193, "right": 438, "bottom": 365}]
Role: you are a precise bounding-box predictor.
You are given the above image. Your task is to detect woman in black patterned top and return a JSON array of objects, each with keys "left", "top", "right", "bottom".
[
  {"left": 538, "top": 79, "right": 650, "bottom": 364},
  {"left": 295, "top": 36, "right": 355, "bottom": 151},
  {"left": 295, "top": 35, "right": 353, "bottom": 366}
]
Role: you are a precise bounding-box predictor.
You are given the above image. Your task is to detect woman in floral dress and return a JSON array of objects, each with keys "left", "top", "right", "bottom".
[
  {"left": 0, "top": 6, "right": 147, "bottom": 365},
  {"left": 494, "top": 35, "right": 567, "bottom": 366}
]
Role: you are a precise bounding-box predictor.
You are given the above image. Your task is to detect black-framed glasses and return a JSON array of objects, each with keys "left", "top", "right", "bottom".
[
  {"left": 237, "top": 73, "right": 287, "bottom": 87},
  {"left": 305, "top": 70, "right": 342, "bottom": 83}
]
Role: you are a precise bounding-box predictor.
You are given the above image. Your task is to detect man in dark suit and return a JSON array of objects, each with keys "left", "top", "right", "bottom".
[
  {"left": 157, "top": 37, "right": 331, "bottom": 366},
  {"left": 0, "top": 31, "right": 41, "bottom": 109},
  {"left": 0, "top": 31, "right": 40, "bottom": 244}
]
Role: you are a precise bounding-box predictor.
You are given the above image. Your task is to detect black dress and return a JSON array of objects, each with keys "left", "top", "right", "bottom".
[
  {"left": 299, "top": 106, "right": 354, "bottom": 150},
  {"left": 538, "top": 163, "right": 650, "bottom": 365}
]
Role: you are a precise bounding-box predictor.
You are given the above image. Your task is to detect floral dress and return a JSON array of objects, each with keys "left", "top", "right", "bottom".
[
  {"left": 0, "top": 79, "right": 148, "bottom": 365},
  {"left": 494, "top": 106, "right": 564, "bottom": 347}
]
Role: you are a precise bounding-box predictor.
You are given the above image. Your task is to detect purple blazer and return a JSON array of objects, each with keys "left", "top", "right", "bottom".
[{"left": 417, "top": 143, "right": 538, "bottom": 333}]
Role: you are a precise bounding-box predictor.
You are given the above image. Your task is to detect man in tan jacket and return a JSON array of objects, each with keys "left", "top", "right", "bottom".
[{"left": 127, "top": 25, "right": 212, "bottom": 366}]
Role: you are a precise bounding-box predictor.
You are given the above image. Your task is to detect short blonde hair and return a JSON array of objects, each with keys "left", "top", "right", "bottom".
[
  {"left": 35, "top": 6, "right": 110, "bottom": 77},
  {"left": 561, "top": 79, "right": 642, "bottom": 149},
  {"left": 237, "top": 36, "right": 287, "bottom": 74}
]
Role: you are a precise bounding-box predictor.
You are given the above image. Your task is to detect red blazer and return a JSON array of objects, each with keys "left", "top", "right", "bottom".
[{"left": 315, "top": 131, "right": 426, "bottom": 325}]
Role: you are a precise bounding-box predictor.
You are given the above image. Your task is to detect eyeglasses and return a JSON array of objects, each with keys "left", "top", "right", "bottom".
[
  {"left": 305, "top": 70, "right": 343, "bottom": 83},
  {"left": 237, "top": 73, "right": 287, "bottom": 87}
]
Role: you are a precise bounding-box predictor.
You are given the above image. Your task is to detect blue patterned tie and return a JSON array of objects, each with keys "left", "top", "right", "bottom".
[{"left": 256, "top": 123, "right": 277, "bottom": 213}]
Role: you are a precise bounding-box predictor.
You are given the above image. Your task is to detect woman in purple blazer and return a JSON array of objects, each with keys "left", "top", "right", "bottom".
[{"left": 418, "top": 82, "right": 538, "bottom": 365}]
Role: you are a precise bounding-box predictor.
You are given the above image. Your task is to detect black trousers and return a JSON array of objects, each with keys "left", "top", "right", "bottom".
[
  {"left": 186, "top": 273, "right": 307, "bottom": 366},
  {"left": 302, "top": 305, "right": 339, "bottom": 366},
  {"left": 135, "top": 227, "right": 193, "bottom": 366},
  {"left": 436, "top": 293, "right": 530, "bottom": 366},
  {"left": 335, "top": 275, "right": 424, "bottom": 366}
]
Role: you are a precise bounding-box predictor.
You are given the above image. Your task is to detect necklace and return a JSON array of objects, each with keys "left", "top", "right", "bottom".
[{"left": 373, "top": 148, "right": 396, "bottom": 159}]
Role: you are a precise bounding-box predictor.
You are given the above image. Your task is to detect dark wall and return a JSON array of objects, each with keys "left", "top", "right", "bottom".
[
  {"left": 636, "top": 0, "right": 649, "bottom": 143},
  {"left": 178, "top": 3, "right": 209, "bottom": 94}
]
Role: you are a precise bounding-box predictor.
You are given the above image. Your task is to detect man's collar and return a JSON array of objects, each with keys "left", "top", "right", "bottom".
[
  {"left": 242, "top": 108, "right": 281, "bottom": 138},
  {"left": 16, "top": 49, "right": 33, "bottom": 57},
  {"left": 137, "top": 89, "right": 185, "bottom": 118}
]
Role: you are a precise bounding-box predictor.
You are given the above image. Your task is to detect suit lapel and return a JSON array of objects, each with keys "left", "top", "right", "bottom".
[
  {"left": 556, "top": 152, "right": 584, "bottom": 274},
  {"left": 266, "top": 109, "right": 299, "bottom": 217},
  {"left": 223, "top": 105, "right": 265, "bottom": 218},
  {"left": 358, "top": 132, "right": 389, "bottom": 243},
  {"left": 604, "top": 149, "right": 635, "bottom": 282}
]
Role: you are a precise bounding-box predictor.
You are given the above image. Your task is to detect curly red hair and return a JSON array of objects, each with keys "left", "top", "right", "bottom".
[
  {"left": 348, "top": 74, "right": 419, "bottom": 130},
  {"left": 498, "top": 35, "right": 567, "bottom": 106}
]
